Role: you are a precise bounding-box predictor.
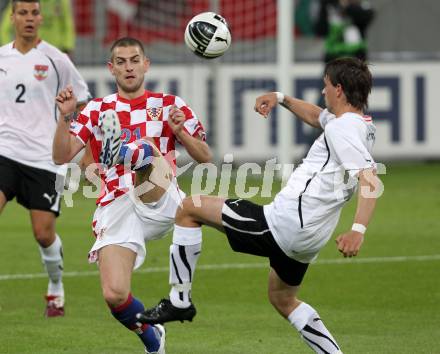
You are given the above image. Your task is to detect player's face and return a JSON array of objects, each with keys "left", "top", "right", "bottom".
[
  {"left": 11, "top": 2, "right": 42, "bottom": 40},
  {"left": 108, "top": 46, "right": 150, "bottom": 96},
  {"left": 322, "top": 75, "right": 338, "bottom": 113}
]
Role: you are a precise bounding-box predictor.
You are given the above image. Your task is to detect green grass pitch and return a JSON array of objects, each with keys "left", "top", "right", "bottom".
[{"left": 0, "top": 163, "right": 439, "bottom": 353}]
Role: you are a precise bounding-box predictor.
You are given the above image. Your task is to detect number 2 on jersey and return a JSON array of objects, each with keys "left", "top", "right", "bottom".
[{"left": 15, "top": 84, "right": 26, "bottom": 103}]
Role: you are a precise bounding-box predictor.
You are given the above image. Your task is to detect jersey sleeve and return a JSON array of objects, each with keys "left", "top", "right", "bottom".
[
  {"left": 69, "top": 101, "right": 95, "bottom": 145},
  {"left": 174, "top": 96, "right": 206, "bottom": 141},
  {"left": 57, "top": 54, "right": 91, "bottom": 103},
  {"left": 319, "top": 109, "right": 336, "bottom": 129},
  {"left": 325, "top": 119, "right": 375, "bottom": 176}
]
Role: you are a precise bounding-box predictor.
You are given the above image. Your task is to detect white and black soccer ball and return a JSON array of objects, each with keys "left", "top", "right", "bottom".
[{"left": 184, "top": 12, "right": 231, "bottom": 59}]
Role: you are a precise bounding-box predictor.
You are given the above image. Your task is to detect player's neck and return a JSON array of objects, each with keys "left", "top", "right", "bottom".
[
  {"left": 334, "top": 104, "right": 363, "bottom": 118},
  {"left": 118, "top": 88, "right": 146, "bottom": 101},
  {"left": 14, "top": 36, "right": 40, "bottom": 54}
]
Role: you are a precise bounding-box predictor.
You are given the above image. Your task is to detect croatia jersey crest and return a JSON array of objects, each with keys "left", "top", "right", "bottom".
[
  {"left": 34, "top": 65, "right": 49, "bottom": 81},
  {"left": 147, "top": 107, "right": 162, "bottom": 121}
]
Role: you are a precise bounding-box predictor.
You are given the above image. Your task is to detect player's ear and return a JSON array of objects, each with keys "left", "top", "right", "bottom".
[
  {"left": 336, "top": 83, "right": 343, "bottom": 97},
  {"left": 107, "top": 61, "right": 114, "bottom": 76},
  {"left": 143, "top": 57, "right": 150, "bottom": 72}
]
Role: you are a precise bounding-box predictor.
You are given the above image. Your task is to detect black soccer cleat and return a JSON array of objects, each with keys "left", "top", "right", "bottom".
[{"left": 136, "top": 298, "right": 197, "bottom": 324}]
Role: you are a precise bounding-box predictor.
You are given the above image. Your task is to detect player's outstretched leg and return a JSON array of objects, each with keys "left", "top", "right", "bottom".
[
  {"left": 137, "top": 196, "right": 225, "bottom": 325},
  {"left": 119, "top": 139, "right": 154, "bottom": 171},
  {"left": 98, "top": 109, "right": 155, "bottom": 171}
]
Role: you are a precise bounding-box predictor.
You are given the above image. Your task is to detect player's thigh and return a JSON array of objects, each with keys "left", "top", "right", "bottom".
[
  {"left": 179, "top": 195, "right": 226, "bottom": 230},
  {"left": 269, "top": 251, "right": 309, "bottom": 288},
  {"left": 0, "top": 191, "right": 7, "bottom": 214},
  {"left": 0, "top": 156, "right": 19, "bottom": 210},
  {"left": 268, "top": 268, "right": 301, "bottom": 298},
  {"left": 98, "top": 245, "right": 136, "bottom": 295},
  {"left": 17, "top": 164, "right": 62, "bottom": 216},
  {"left": 134, "top": 154, "right": 174, "bottom": 204}
]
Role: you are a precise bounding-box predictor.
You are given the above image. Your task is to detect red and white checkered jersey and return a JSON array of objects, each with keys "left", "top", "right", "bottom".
[{"left": 70, "top": 90, "right": 205, "bottom": 206}]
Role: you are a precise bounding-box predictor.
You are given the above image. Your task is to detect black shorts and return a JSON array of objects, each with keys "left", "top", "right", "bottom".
[
  {"left": 222, "top": 199, "right": 309, "bottom": 286},
  {"left": 0, "top": 155, "right": 62, "bottom": 216}
]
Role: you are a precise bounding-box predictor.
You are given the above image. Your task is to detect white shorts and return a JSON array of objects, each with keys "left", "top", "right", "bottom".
[{"left": 89, "top": 180, "right": 185, "bottom": 269}]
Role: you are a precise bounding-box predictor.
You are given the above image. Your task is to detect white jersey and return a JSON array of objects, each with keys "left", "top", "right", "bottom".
[
  {"left": 264, "top": 109, "right": 376, "bottom": 262},
  {"left": 0, "top": 40, "right": 90, "bottom": 173}
]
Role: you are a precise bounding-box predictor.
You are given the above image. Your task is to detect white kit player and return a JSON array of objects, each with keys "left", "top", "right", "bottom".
[
  {"left": 138, "top": 57, "right": 383, "bottom": 354},
  {"left": 0, "top": 0, "right": 90, "bottom": 317},
  {"left": 52, "top": 37, "right": 211, "bottom": 354}
]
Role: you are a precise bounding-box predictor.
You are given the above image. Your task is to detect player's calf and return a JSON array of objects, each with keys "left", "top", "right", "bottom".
[{"left": 288, "top": 302, "right": 342, "bottom": 354}]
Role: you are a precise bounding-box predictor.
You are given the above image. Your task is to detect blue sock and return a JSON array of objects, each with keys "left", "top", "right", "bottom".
[
  {"left": 110, "top": 294, "right": 160, "bottom": 352},
  {"left": 118, "top": 140, "right": 154, "bottom": 171}
]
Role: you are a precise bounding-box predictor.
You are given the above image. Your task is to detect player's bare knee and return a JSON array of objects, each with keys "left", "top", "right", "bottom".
[
  {"left": 102, "top": 286, "right": 129, "bottom": 307},
  {"left": 32, "top": 224, "right": 55, "bottom": 247},
  {"left": 268, "top": 290, "right": 297, "bottom": 316},
  {"left": 175, "top": 197, "right": 197, "bottom": 222}
]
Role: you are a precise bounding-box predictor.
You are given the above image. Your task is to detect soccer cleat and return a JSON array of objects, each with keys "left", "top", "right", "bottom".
[
  {"left": 145, "top": 324, "right": 166, "bottom": 354},
  {"left": 136, "top": 298, "right": 196, "bottom": 324},
  {"left": 44, "top": 295, "right": 65, "bottom": 317},
  {"left": 98, "top": 109, "right": 122, "bottom": 168}
]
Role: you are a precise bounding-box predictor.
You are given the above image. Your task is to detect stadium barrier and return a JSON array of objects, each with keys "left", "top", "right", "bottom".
[{"left": 77, "top": 62, "right": 440, "bottom": 162}]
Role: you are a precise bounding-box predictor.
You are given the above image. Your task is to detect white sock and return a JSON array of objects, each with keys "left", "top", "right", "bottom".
[
  {"left": 288, "top": 302, "right": 342, "bottom": 354},
  {"left": 39, "top": 234, "right": 64, "bottom": 296},
  {"left": 169, "top": 225, "right": 202, "bottom": 308}
]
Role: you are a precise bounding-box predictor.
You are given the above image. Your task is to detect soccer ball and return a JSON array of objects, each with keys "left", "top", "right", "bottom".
[{"left": 184, "top": 12, "right": 231, "bottom": 59}]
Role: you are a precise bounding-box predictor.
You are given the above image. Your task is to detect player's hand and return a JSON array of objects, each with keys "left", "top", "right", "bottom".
[
  {"left": 56, "top": 85, "right": 77, "bottom": 116},
  {"left": 335, "top": 231, "right": 364, "bottom": 257},
  {"left": 168, "top": 105, "right": 185, "bottom": 135},
  {"left": 254, "top": 92, "right": 278, "bottom": 118}
]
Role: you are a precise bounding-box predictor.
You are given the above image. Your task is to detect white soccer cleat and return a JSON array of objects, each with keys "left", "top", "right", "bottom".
[
  {"left": 98, "top": 109, "right": 122, "bottom": 168},
  {"left": 145, "top": 324, "right": 166, "bottom": 354}
]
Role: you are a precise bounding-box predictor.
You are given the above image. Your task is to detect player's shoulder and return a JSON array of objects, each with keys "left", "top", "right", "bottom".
[
  {"left": 36, "top": 41, "right": 71, "bottom": 62},
  {"left": 327, "top": 113, "right": 368, "bottom": 129},
  {"left": 0, "top": 42, "right": 13, "bottom": 56},
  {"left": 81, "top": 97, "right": 105, "bottom": 114},
  {"left": 148, "top": 91, "right": 188, "bottom": 107},
  {"left": 37, "top": 41, "right": 63, "bottom": 55},
  {"left": 325, "top": 113, "right": 372, "bottom": 142}
]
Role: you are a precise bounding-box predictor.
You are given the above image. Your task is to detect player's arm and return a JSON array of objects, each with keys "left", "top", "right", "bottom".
[
  {"left": 53, "top": 86, "right": 84, "bottom": 164},
  {"left": 254, "top": 92, "right": 323, "bottom": 128},
  {"left": 168, "top": 105, "right": 212, "bottom": 163},
  {"left": 335, "top": 168, "right": 382, "bottom": 257}
]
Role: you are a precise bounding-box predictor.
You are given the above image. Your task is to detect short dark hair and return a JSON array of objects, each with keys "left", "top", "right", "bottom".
[
  {"left": 110, "top": 37, "right": 146, "bottom": 61},
  {"left": 324, "top": 57, "right": 372, "bottom": 111},
  {"left": 12, "top": 0, "right": 40, "bottom": 12}
]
